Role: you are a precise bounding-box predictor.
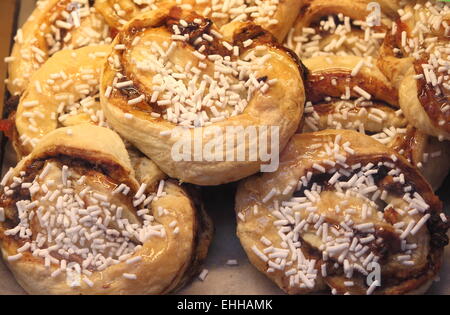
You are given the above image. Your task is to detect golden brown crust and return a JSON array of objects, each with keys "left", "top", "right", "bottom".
[
  {"left": 15, "top": 45, "right": 111, "bottom": 156},
  {"left": 0, "top": 124, "right": 213, "bottom": 294},
  {"left": 168, "top": 184, "right": 214, "bottom": 293},
  {"left": 101, "top": 5, "right": 305, "bottom": 185},
  {"left": 95, "top": 0, "right": 302, "bottom": 41},
  {"left": 284, "top": 0, "right": 398, "bottom": 59},
  {"left": 236, "top": 129, "right": 448, "bottom": 295},
  {"left": 377, "top": 2, "right": 450, "bottom": 140},
  {"left": 6, "top": 0, "right": 111, "bottom": 96},
  {"left": 304, "top": 56, "right": 398, "bottom": 106},
  {"left": 296, "top": 0, "right": 396, "bottom": 29},
  {"left": 301, "top": 56, "right": 449, "bottom": 190}
]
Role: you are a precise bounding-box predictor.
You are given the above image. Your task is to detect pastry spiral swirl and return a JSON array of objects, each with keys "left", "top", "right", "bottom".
[
  {"left": 95, "top": 0, "right": 301, "bottom": 41},
  {"left": 284, "top": 0, "right": 400, "bottom": 59},
  {"left": 13, "top": 45, "right": 110, "bottom": 158},
  {"left": 301, "top": 55, "right": 450, "bottom": 190},
  {"left": 378, "top": 1, "right": 450, "bottom": 140},
  {"left": 236, "top": 129, "right": 448, "bottom": 295},
  {"left": 100, "top": 5, "right": 305, "bottom": 185},
  {"left": 6, "top": 0, "right": 112, "bottom": 96},
  {"left": 0, "top": 124, "right": 212, "bottom": 294}
]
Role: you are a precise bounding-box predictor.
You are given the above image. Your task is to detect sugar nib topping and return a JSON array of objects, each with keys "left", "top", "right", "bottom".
[
  {"left": 242, "top": 135, "right": 445, "bottom": 294},
  {"left": 106, "top": 15, "right": 278, "bottom": 128},
  {"left": 0, "top": 161, "right": 175, "bottom": 286}
]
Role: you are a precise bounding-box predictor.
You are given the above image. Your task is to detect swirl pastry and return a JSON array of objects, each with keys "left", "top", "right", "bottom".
[
  {"left": 12, "top": 45, "right": 110, "bottom": 158},
  {"left": 378, "top": 1, "right": 450, "bottom": 140},
  {"left": 301, "top": 55, "right": 450, "bottom": 190},
  {"left": 284, "top": 0, "right": 400, "bottom": 59},
  {"left": 236, "top": 129, "right": 448, "bottom": 295},
  {"left": 94, "top": 0, "right": 302, "bottom": 41},
  {"left": 100, "top": 5, "right": 305, "bottom": 185},
  {"left": 5, "top": 0, "right": 112, "bottom": 96},
  {"left": 0, "top": 124, "right": 212, "bottom": 294}
]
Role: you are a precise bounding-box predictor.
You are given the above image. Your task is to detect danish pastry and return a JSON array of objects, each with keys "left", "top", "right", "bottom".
[
  {"left": 378, "top": 1, "right": 450, "bottom": 140},
  {"left": 0, "top": 124, "right": 213, "bottom": 294},
  {"left": 100, "top": 5, "right": 305, "bottom": 185},
  {"left": 301, "top": 55, "right": 450, "bottom": 190},
  {"left": 236, "top": 129, "right": 448, "bottom": 295},
  {"left": 5, "top": 0, "right": 112, "bottom": 96},
  {"left": 13, "top": 45, "right": 111, "bottom": 158},
  {"left": 284, "top": 0, "right": 399, "bottom": 59},
  {"left": 95, "top": 0, "right": 302, "bottom": 41}
]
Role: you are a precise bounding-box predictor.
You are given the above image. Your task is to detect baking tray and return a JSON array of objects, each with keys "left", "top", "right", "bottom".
[{"left": 0, "top": 0, "right": 449, "bottom": 295}]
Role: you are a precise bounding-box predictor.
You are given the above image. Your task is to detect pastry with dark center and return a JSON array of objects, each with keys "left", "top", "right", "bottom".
[
  {"left": 378, "top": 1, "right": 450, "bottom": 141},
  {"left": 284, "top": 0, "right": 401, "bottom": 59},
  {"left": 12, "top": 45, "right": 110, "bottom": 158},
  {"left": 0, "top": 124, "right": 213, "bottom": 294},
  {"left": 100, "top": 5, "right": 305, "bottom": 185},
  {"left": 236, "top": 129, "right": 448, "bottom": 295},
  {"left": 301, "top": 55, "right": 450, "bottom": 190},
  {"left": 95, "top": 0, "right": 302, "bottom": 41}
]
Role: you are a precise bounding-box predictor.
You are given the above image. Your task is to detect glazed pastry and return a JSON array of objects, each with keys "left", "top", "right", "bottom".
[
  {"left": 302, "top": 55, "right": 398, "bottom": 106},
  {"left": 100, "top": 5, "right": 305, "bottom": 185},
  {"left": 284, "top": 0, "right": 400, "bottom": 59},
  {"left": 236, "top": 129, "right": 448, "bottom": 295},
  {"left": 301, "top": 55, "right": 450, "bottom": 190},
  {"left": 0, "top": 124, "right": 213, "bottom": 294},
  {"left": 95, "top": 0, "right": 302, "bottom": 41},
  {"left": 5, "top": 0, "right": 112, "bottom": 96},
  {"left": 13, "top": 45, "right": 110, "bottom": 158},
  {"left": 378, "top": 1, "right": 450, "bottom": 140}
]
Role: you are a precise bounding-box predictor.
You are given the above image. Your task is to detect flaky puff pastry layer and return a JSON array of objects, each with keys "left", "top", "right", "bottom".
[
  {"left": 0, "top": 124, "right": 212, "bottom": 294},
  {"left": 100, "top": 5, "right": 305, "bottom": 185},
  {"left": 301, "top": 55, "right": 450, "bottom": 190},
  {"left": 95, "top": 0, "right": 301, "bottom": 42},
  {"left": 14, "top": 45, "right": 111, "bottom": 158},
  {"left": 378, "top": 1, "right": 450, "bottom": 140},
  {"left": 236, "top": 129, "right": 448, "bottom": 295},
  {"left": 6, "top": 0, "right": 111, "bottom": 96}
]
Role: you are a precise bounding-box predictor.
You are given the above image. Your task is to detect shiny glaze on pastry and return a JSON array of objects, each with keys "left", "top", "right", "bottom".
[
  {"left": 301, "top": 55, "right": 450, "bottom": 190},
  {"left": 378, "top": 1, "right": 450, "bottom": 140},
  {"left": 236, "top": 129, "right": 448, "bottom": 295},
  {"left": 95, "top": 0, "right": 301, "bottom": 41},
  {"left": 14, "top": 45, "right": 110, "bottom": 157},
  {"left": 284, "top": 0, "right": 399, "bottom": 59},
  {"left": 0, "top": 124, "right": 213, "bottom": 294},
  {"left": 6, "top": 0, "right": 112, "bottom": 96},
  {"left": 100, "top": 5, "right": 305, "bottom": 185}
]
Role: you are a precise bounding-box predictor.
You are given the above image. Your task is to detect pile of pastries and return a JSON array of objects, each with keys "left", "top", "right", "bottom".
[{"left": 0, "top": 0, "right": 448, "bottom": 295}]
